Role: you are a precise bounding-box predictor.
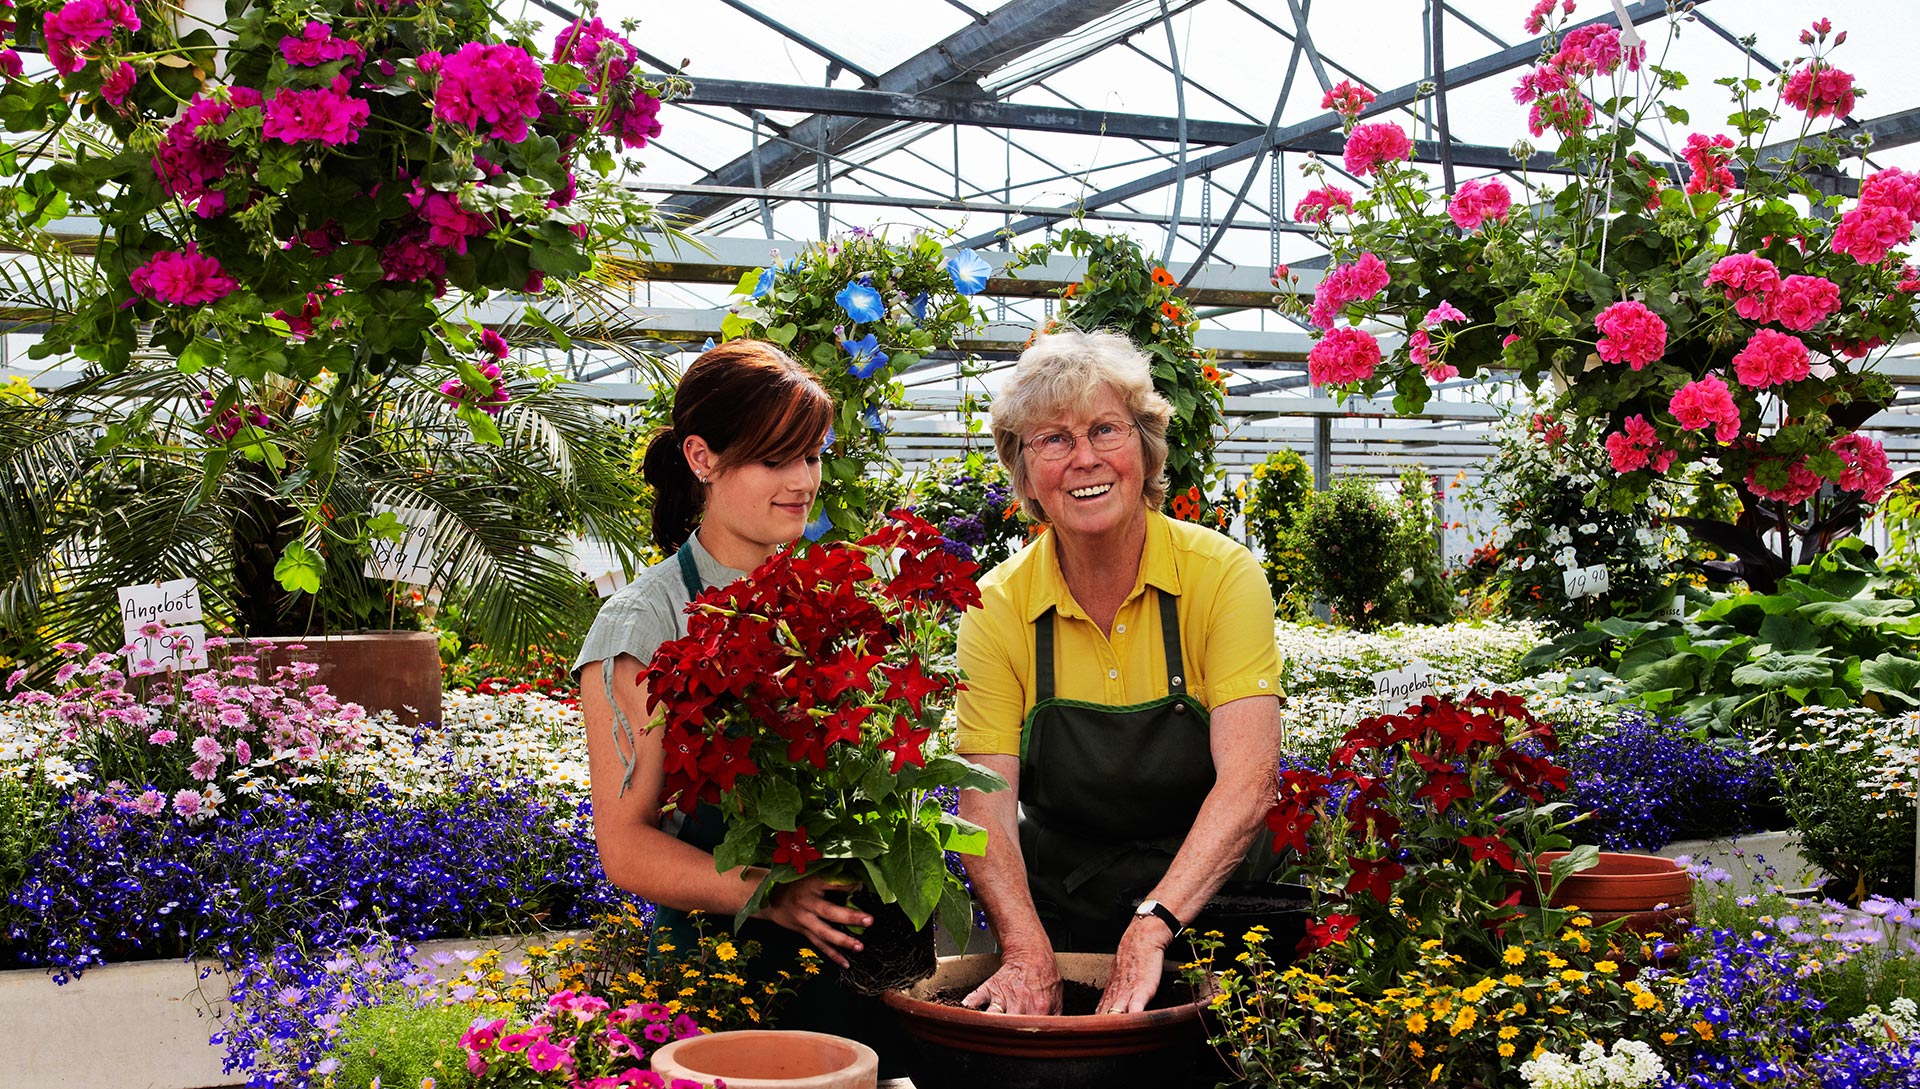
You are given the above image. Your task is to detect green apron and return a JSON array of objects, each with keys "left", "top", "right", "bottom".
[{"left": 1018, "top": 588, "right": 1278, "bottom": 952}]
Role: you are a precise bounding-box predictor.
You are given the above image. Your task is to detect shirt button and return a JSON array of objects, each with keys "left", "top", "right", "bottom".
[
  {"left": 1116, "top": 623, "right": 1127, "bottom": 634},
  {"left": 1259, "top": 679, "right": 1270, "bottom": 688},
  {"left": 1108, "top": 669, "right": 1118, "bottom": 679}
]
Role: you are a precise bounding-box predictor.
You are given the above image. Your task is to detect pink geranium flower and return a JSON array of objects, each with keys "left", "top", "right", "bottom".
[
  {"left": 1769, "top": 275, "right": 1840, "bottom": 331},
  {"left": 1744, "top": 458, "right": 1825, "bottom": 505},
  {"left": 1307, "top": 326, "right": 1383, "bottom": 385},
  {"left": 1604, "top": 414, "right": 1675, "bottom": 474},
  {"left": 1293, "top": 186, "right": 1356, "bottom": 224},
  {"left": 1832, "top": 433, "right": 1894, "bottom": 501},
  {"left": 262, "top": 82, "right": 371, "bottom": 146},
  {"left": 100, "top": 61, "right": 136, "bottom": 106},
  {"left": 1859, "top": 168, "right": 1920, "bottom": 219},
  {"left": 1308, "top": 252, "right": 1390, "bottom": 329},
  {"left": 1593, "top": 300, "right": 1667, "bottom": 370},
  {"left": 1783, "top": 62, "right": 1856, "bottom": 118},
  {"left": 552, "top": 17, "right": 638, "bottom": 88},
  {"left": 435, "top": 41, "right": 544, "bottom": 144},
  {"left": 1683, "top": 133, "right": 1736, "bottom": 197},
  {"left": 1321, "top": 79, "right": 1375, "bottom": 117},
  {"left": 1342, "top": 122, "right": 1411, "bottom": 177},
  {"left": 129, "top": 247, "right": 237, "bottom": 307},
  {"left": 43, "top": 0, "right": 140, "bottom": 76},
  {"left": 279, "top": 21, "right": 365, "bottom": 68},
  {"left": 1832, "top": 204, "right": 1914, "bottom": 266},
  {"left": 1731, "top": 329, "right": 1811, "bottom": 390},
  {"left": 1704, "top": 253, "right": 1780, "bottom": 322},
  {"left": 1447, "top": 178, "right": 1512, "bottom": 231},
  {"left": 1669, "top": 375, "right": 1742, "bottom": 443}
]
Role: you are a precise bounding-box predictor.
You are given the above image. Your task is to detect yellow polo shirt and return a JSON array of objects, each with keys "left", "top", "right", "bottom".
[{"left": 955, "top": 511, "right": 1282, "bottom": 756}]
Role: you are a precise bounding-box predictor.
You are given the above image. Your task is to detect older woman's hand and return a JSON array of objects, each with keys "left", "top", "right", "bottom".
[
  {"left": 961, "top": 950, "right": 1062, "bottom": 1016},
  {"left": 1096, "top": 917, "right": 1170, "bottom": 1014}
]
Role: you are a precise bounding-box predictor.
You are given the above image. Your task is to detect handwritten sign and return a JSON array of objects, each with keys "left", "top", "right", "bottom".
[
  {"left": 1563, "top": 563, "right": 1612, "bottom": 599},
  {"left": 116, "top": 578, "right": 208, "bottom": 671},
  {"left": 1665, "top": 595, "right": 1687, "bottom": 621},
  {"left": 364, "top": 504, "right": 437, "bottom": 586},
  {"left": 1368, "top": 660, "right": 1435, "bottom": 709}
]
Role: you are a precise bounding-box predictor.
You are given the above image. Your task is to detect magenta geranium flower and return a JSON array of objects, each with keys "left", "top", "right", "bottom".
[
  {"left": 1293, "top": 185, "right": 1356, "bottom": 224},
  {"left": 435, "top": 41, "right": 544, "bottom": 144},
  {"left": 42, "top": 0, "right": 140, "bottom": 76},
  {"left": 1604, "top": 414, "right": 1675, "bottom": 474},
  {"left": 279, "top": 21, "right": 365, "bottom": 68},
  {"left": 1446, "top": 178, "right": 1512, "bottom": 231},
  {"left": 1669, "top": 375, "right": 1742, "bottom": 443},
  {"left": 1704, "top": 253, "right": 1780, "bottom": 321},
  {"left": 1731, "top": 329, "right": 1811, "bottom": 390},
  {"left": 129, "top": 247, "right": 237, "bottom": 307},
  {"left": 262, "top": 82, "right": 371, "bottom": 146},
  {"left": 1342, "top": 122, "right": 1411, "bottom": 177},
  {"left": 1307, "top": 326, "right": 1383, "bottom": 385},
  {"left": 1769, "top": 275, "right": 1840, "bottom": 331},
  {"left": 1593, "top": 300, "right": 1667, "bottom": 370},
  {"left": 1783, "top": 62, "right": 1856, "bottom": 118}
]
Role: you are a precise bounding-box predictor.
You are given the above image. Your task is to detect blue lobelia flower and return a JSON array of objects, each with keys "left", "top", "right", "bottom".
[
  {"left": 946, "top": 248, "right": 991, "bottom": 296},
  {"left": 862, "top": 405, "right": 889, "bottom": 432},
  {"left": 845, "top": 333, "right": 889, "bottom": 379},
  {"left": 836, "top": 279, "right": 885, "bottom": 323},
  {"left": 803, "top": 508, "right": 833, "bottom": 541},
  {"left": 750, "top": 266, "right": 777, "bottom": 299},
  {"left": 908, "top": 291, "right": 931, "bottom": 320}
]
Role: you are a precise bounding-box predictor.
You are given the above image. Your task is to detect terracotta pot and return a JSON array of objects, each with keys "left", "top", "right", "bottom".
[
  {"left": 881, "top": 952, "right": 1223, "bottom": 1089},
  {"left": 650, "top": 1030, "right": 878, "bottom": 1089},
  {"left": 256, "top": 632, "right": 442, "bottom": 727},
  {"left": 1523, "top": 851, "right": 1694, "bottom": 935}
]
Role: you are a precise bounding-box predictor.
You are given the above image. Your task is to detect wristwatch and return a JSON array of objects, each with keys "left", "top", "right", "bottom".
[{"left": 1133, "top": 898, "right": 1182, "bottom": 936}]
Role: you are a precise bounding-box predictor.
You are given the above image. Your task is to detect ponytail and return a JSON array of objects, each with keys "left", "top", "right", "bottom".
[{"left": 641, "top": 427, "right": 701, "bottom": 554}]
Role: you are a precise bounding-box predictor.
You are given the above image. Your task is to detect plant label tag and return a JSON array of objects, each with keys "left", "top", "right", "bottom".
[
  {"left": 1370, "top": 661, "right": 1435, "bottom": 709},
  {"left": 569, "top": 536, "right": 629, "bottom": 598},
  {"left": 1564, "top": 564, "right": 1612, "bottom": 599},
  {"left": 117, "top": 577, "right": 204, "bottom": 644},
  {"left": 1666, "top": 596, "right": 1687, "bottom": 621},
  {"left": 364, "top": 504, "right": 437, "bottom": 586},
  {"left": 130, "top": 623, "right": 208, "bottom": 672}
]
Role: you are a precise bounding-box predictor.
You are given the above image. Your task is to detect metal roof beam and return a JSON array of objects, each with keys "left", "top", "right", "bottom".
[
  {"left": 955, "top": 0, "right": 1693, "bottom": 249},
  {"left": 658, "top": 0, "right": 1139, "bottom": 225}
]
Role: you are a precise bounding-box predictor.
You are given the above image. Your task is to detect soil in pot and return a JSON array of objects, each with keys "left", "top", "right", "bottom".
[{"left": 837, "top": 889, "right": 935, "bottom": 996}]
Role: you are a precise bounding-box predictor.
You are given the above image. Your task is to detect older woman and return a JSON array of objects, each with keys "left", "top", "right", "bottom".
[{"left": 955, "top": 328, "right": 1282, "bottom": 1017}]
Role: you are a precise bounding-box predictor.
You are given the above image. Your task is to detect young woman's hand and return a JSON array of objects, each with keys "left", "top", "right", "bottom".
[{"left": 758, "top": 875, "right": 871, "bottom": 967}]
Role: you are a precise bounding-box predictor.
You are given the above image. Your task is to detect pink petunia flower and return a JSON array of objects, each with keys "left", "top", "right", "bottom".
[
  {"left": 1594, "top": 300, "right": 1667, "bottom": 370},
  {"left": 1307, "top": 326, "right": 1383, "bottom": 385},
  {"left": 1669, "top": 375, "right": 1742, "bottom": 443},
  {"left": 1342, "top": 122, "right": 1411, "bottom": 177},
  {"left": 1731, "top": 329, "right": 1811, "bottom": 390}
]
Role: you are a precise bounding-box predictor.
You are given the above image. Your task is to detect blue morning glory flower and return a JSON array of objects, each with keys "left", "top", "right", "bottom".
[
  {"left": 845, "top": 333, "right": 889, "bottom": 379},
  {"left": 946, "top": 248, "right": 991, "bottom": 296},
  {"left": 750, "top": 266, "right": 777, "bottom": 299},
  {"left": 862, "top": 405, "right": 889, "bottom": 432},
  {"left": 821, "top": 423, "right": 835, "bottom": 452},
  {"left": 701, "top": 337, "right": 715, "bottom": 352},
  {"left": 803, "top": 509, "right": 833, "bottom": 541},
  {"left": 836, "top": 279, "right": 885, "bottom": 323},
  {"left": 908, "top": 291, "right": 930, "bottom": 320}
]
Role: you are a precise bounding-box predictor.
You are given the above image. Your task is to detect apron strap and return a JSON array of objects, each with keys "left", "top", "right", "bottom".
[
  {"left": 1157, "top": 588, "right": 1186, "bottom": 696},
  {"left": 1034, "top": 607, "right": 1056, "bottom": 704},
  {"left": 676, "top": 538, "right": 708, "bottom": 601}
]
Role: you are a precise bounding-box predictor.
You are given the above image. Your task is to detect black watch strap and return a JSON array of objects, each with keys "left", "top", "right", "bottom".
[{"left": 1137, "top": 900, "right": 1182, "bottom": 935}]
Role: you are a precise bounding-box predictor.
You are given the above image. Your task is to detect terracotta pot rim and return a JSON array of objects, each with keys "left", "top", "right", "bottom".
[{"left": 880, "top": 987, "right": 1206, "bottom": 1035}]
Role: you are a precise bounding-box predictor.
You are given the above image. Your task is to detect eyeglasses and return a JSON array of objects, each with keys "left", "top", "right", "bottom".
[{"left": 1023, "top": 421, "right": 1137, "bottom": 462}]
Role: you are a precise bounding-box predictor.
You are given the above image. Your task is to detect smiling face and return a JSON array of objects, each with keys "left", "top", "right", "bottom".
[
  {"left": 1022, "top": 385, "right": 1147, "bottom": 541},
  {"left": 687, "top": 436, "right": 824, "bottom": 565}
]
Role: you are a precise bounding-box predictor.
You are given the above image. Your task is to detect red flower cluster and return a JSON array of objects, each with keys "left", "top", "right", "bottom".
[
  {"left": 1264, "top": 692, "right": 1568, "bottom": 948},
  {"left": 642, "top": 510, "right": 980, "bottom": 815}
]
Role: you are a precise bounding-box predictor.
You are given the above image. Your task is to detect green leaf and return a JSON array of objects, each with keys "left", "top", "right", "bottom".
[
  {"left": 758, "top": 776, "right": 802, "bottom": 832},
  {"left": 766, "top": 322, "right": 798, "bottom": 347},
  {"left": 909, "top": 755, "right": 1010, "bottom": 796},
  {"left": 859, "top": 752, "right": 897, "bottom": 804},
  {"left": 937, "top": 880, "right": 976, "bottom": 954},
  {"left": 176, "top": 338, "right": 222, "bottom": 375},
  {"left": 1729, "top": 652, "right": 1833, "bottom": 690},
  {"left": 936, "top": 812, "right": 990, "bottom": 856},
  {"left": 1862, "top": 654, "right": 1920, "bottom": 707},
  {"left": 272, "top": 540, "right": 324, "bottom": 596},
  {"left": 877, "top": 818, "right": 943, "bottom": 930},
  {"left": 1549, "top": 844, "right": 1600, "bottom": 890},
  {"left": 713, "top": 813, "right": 766, "bottom": 872}
]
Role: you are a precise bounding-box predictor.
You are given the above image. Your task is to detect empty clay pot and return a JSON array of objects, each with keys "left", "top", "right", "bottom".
[
  {"left": 649, "top": 1029, "right": 878, "bottom": 1089},
  {"left": 1523, "top": 850, "right": 1694, "bottom": 934},
  {"left": 881, "top": 951, "right": 1224, "bottom": 1089}
]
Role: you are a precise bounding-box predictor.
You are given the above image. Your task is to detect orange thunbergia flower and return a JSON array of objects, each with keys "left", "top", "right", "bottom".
[{"left": 1151, "top": 267, "right": 1177, "bottom": 286}]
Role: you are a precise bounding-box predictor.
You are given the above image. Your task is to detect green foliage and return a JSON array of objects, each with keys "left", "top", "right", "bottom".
[
  {"left": 908, "top": 453, "right": 1023, "bottom": 574},
  {"left": 725, "top": 230, "right": 984, "bottom": 542},
  {"left": 1243, "top": 448, "right": 1313, "bottom": 604},
  {"left": 1389, "top": 467, "right": 1453, "bottom": 624},
  {"left": 1522, "top": 539, "right": 1920, "bottom": 737},
  {"left": 1295, "top": 478, "right": 1404, "bottom": 631},
  {"left": 1008, "top": 226, "right": 1228, "bottom": 516},
  {"left": 329, "top": 994, "right": 486, "bottom": 1089},
  {"left": 1777, "top": 741, "right": 1917, "bottom": 903}
]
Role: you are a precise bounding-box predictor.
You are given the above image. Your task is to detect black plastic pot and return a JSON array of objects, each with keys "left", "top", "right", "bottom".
[{"left": 1177, "top": 880, "right": 1315, "bottom": 967}]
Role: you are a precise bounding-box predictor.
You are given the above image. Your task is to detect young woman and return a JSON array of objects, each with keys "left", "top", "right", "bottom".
[{"left": 574, "top": 340, "right": 874, "bottom": 964}]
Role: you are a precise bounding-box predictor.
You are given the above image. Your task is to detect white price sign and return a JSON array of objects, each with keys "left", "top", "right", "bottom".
[
  {"left": 1368, "top": 660, "right": 1436, "bottom": 709},
  {"left": 364, "top": 504, "right": 438, "bottom": 586},
  {"left": 1563, "top": 563, "right": 1612, "bottom": 599},
  {"left": 116, "top": 578, "right": 208, "bottom": 671}
]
